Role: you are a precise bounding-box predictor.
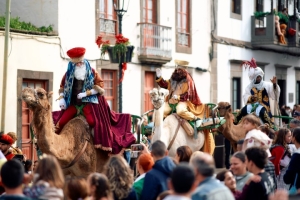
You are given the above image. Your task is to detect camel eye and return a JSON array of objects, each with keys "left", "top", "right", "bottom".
[{"left": 37, "top": 92, "right": 44, "bottom": 97}]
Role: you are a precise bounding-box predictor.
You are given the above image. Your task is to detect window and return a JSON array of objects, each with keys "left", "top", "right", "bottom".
[
  {"left": 177, "top": 0, "right": 190, "bottom": 47},
  {"left": 232, "top": 0, "right": 241, "bottom": 14},
  {"left": 256, "top": 0, "right": 264, "bottom": 12},
  {"left": 278, "top": 0, "right": 286, "bottom": 12},
  {"left": 102, "top": 69, "right": 117, "bottom": 111},
  {"left": 232, "top": 78, "right": 241, "bottom": 111},
  {"left": 278, "top": 79, "right": 286, "bottom": 107},
  {"left": 143, "top": 0, "right": 157, "bottom": 23},
  {"left": 99, "top": 0, "right": 117, "bottom": 35},
  {"left": 296, "top": 81, "right": 300, "bottom": 104}
]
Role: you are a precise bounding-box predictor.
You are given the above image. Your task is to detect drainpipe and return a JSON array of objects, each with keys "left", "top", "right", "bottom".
[{"left": 1, "top": 0, "right": 11, "bottom": 131}]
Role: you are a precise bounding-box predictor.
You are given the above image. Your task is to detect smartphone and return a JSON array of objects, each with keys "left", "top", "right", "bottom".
[{"left": 131, "top": 144, "right": 144, "bottom": 151}]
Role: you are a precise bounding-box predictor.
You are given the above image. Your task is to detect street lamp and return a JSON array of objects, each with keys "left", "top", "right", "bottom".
[{"left": 113, "top": 0, "right": 129, "bottom": 113}]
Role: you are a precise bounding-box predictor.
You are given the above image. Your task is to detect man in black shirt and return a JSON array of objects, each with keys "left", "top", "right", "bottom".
[{"left": 244, "top": 147, "right": 275, "bottom": 200}]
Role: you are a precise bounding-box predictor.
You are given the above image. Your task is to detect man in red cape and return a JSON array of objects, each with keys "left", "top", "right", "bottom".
[{"left": 54, "top": 47, "right": 135, "bottom": 154}]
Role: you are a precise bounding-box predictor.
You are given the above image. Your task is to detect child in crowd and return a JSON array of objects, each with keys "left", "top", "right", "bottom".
[
  {"left": 23, "top": 154, "right": 64, "bottom": 200},
  {"left": 66, "top": 177, "right": 89, "bottom": 200},
  {"left": 87, "top": 173, "right": 113, "bottom": 200},
  {"left": 242, "top": 114, "right": 273, "bottom": 156}
]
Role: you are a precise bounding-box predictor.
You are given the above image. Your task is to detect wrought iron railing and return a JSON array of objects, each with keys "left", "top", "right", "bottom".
[
  {"left": 99, "top": 17, "right": 117, "bottom": 35},
  {"left": 137, "top": 23, "right": 172, "bottom": 58},
  {"left": 177, "top": 31, "right": 190, "bottom": 46}
]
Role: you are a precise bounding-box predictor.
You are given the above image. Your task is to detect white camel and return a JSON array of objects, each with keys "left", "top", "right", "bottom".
[{"left": 150, "top": 88, "right": 205, "bottom": 157}]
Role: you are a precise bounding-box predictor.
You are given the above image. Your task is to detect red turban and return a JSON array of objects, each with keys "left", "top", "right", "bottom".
[
  {"left": 0, "top": 134, "right": 14, "bottom": 145},
  {"left": 67, "top": 47, "right": 86, "bottom": 58}
]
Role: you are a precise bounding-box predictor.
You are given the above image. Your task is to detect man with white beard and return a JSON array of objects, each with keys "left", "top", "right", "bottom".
[
  {"left": 55, "top": 47, "right": 136, "bottom": 154},
  {"left": 55, "top": 47, "right": 104, "bottom": 133}
]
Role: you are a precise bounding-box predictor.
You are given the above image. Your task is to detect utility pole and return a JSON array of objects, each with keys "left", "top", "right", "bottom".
[{"left": 1, "top": 0, "right": 11, "bottom": 131}]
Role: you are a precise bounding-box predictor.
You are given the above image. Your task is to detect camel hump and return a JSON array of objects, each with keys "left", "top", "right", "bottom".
[{"left": 62, "top": 116, "right": 91, "bottom": 140}]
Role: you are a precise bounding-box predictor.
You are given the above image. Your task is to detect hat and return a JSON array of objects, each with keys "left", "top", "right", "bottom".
[
  {"left": 138, "top": 153, "right": 154, "bottom": 172},
  {"left": 294, "top": 111, "right": 300, "bottom": 117},
  {"left": 0, "top": 134, "right": 14, "bottom": 145},
  {"left": 175, "top": 59, "right": 189, "bottom": 69},
  {"left": 67, "top": 47, "right": 86, "bottom": 63}
]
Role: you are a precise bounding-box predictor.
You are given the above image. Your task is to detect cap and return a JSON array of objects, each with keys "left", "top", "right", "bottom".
[
  {"left": 67, "top": 47, "right": 86, "bottom": 63},
  {"left": 0, "top": 134, "right": 14, "bottom": 145},
  {"left": 294, "top": 111, "right": 300, "bottom": 117},
  {"left": 138, "top": 153, "right": 154, "bottom": 172}
]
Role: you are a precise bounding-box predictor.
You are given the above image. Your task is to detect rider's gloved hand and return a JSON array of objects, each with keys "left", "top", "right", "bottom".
[
  {"left": 172, "top": 95, "right": 179, "bottom": 100},
  {"left": 58, "top": 93, "right": 66, "bottom": 110},
  {"left": 77, "top": 92, "right": 87, "bottom": 99},
  {"left": 156, "top": 68, "right": 162, "bottom": 78}
]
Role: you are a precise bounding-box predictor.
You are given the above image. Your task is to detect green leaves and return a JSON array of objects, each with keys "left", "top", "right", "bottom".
[{"left": 0, "top": 16, "right": 53, "bottom": 33}]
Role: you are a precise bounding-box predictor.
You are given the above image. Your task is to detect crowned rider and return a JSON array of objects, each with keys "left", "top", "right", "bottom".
[
  {"left": 235, "top": 58, "right": 280, "bottom": 129},
  {"left": 55, "top": 47, "right": 135, "bottom": 154},
  {"left": 155, "top": 60, "right": 203, "bottom": 127}
]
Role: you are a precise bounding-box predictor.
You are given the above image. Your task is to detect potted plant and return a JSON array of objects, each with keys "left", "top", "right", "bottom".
[{"left": 95, "top": 34, "right": 134, "bottom": 64}]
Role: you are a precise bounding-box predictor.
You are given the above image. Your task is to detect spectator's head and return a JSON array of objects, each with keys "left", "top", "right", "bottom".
[
  {"left": 274, "top": 128, "right": 292, "bottom": 146},
  {"left": 137, "top": 153, "right": 154, "bottom": 175},
  {"left": 190, "top": 157, "right": 214, "bottom": 184},
  {"left": 175, "top": 146, "right": 193, "bottom": 163},
  {"left": 1, "top": 159, "right": 24, "bottom": 189},
  {"left": 216, "top": 170, "right": 236, "bottom": 192},
  {"left": 66, "top": 177, "right": 88, "bottom": 200},
  {"left": 151, "top": 140, "right": 167, "bottom": 161},
  {"left": 230, "top": 151, "right": 247, "bottom": 176},
  {"left": 168, "top": 163, "right": 196, "bottom": 195},
  {"left": 245, "top": 147, "right": 268, "bottom": 172},
  {"left": 189, "top": 151, "right": 215, "bottom": 167},
  {"left": 236, "top": 140, "right": 244, "bottom": 151},
  {"left": 33, "top": 160, "right": 38, "bottom": 172},
  {"left": 259, "top": 124, "right": 275, "bottom": 139},
  {"left": 24, "top": 159, "right": 32, "bottom": 173},
  {"left": 87, "top": 173, "right": 112, "bottom": 200},
  {"left": 292, "top": 127, "right": 300, "bottom": 147},
  {"left": 242, "top": 114, "right": 261, "bottom": 132},
  {"left": 103, "top": 155, "right": 133, "bottom": 200},
  {"left": 293, "top": 111, "right": 300, "bottom": 120},
  {"left": 34, "top": 154, "right": 65, "bottom": 189},
  {"left": 0, "top": 133, "right": 15, "bottom": 155},
  {"left": 289, "top": 119, "right": 300, "bottom": 131}
]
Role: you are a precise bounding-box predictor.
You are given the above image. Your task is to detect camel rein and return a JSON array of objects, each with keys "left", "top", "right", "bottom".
[
  {"left": 62, "top": 139, "right": 88, "bottom": 169},
  {"left": 167, "top": 114, "right": 183, "bottom": 151}
]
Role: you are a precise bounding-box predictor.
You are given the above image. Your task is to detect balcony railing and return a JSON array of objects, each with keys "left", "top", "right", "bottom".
[
  {"left": 99, "top": 17, "right": 117, "bottom": 35},
  {"left": 251, "top": 15, "right": 300, "bottom": 55},
  {"left": 137, "top": 23, "right": 172, "bottom": 64}
]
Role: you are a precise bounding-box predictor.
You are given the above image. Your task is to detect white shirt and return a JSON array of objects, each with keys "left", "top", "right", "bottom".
[{"left": 164, "top": 195, "right": 191, "bottom": 200}]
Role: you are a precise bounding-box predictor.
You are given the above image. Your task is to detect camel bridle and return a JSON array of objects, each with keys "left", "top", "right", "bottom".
[
  {"left": 217, "top": 104, "right": 231, "bottom": 111},
  {"left": 33, "top": 89, "right": 49, "bottom": 111}
]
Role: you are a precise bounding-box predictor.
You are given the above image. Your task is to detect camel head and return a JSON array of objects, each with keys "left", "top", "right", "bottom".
[
  {"left": 217, "top": 102, "right": 232, "bottom": 117},
  {"left": 149, "top": 88, "right": 169, "bottom": 109},
  {"left": 22, "top": 87, "right": 53, "bottom": 111}
]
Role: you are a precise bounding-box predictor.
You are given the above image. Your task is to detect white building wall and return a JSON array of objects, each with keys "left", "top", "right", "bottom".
[
  {"left": 0, "top": 32, "right": 61, "bottom": 132},
  {"left": 0, "top": 0, "right": 212, "bottom": 132}
]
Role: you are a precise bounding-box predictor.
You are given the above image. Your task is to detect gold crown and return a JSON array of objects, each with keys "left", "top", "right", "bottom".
[{"left": 175, "top": 59, "right": 189, "bottom": 68}]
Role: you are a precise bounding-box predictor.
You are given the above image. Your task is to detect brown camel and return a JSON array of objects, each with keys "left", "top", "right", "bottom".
[
  {"left": 21, "top": 87, "right": 109, "bottom": 177},
  {"left": 217, "top": 102, "right": 246, "bottom": 151}
]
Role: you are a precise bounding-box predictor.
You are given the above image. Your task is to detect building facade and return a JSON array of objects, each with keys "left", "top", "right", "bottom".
[
  {"left": 212, "top": 0, "right": 300, "bottom": 112},
  {"left": 0, "top": 0, "right": 211, "bottom": 159}
]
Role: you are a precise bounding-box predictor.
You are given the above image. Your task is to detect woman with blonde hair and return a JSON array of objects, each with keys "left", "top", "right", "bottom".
[
  {"left": 23, "top": 154, "right": 65, "bottom": 200},
  {"left": 103, "top": 155, "right": 137, "bottom": 200}
]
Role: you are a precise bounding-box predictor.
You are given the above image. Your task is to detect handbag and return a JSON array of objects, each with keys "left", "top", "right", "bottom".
[{"left": 289, "top": 173, "right": 298, "bottom": 195}]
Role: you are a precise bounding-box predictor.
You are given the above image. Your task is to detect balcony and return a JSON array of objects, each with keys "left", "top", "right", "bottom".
[
  {"left": 251, "top": 15, "right": 300, "bottom": 56},
  {"left": 137, "top": 23, "right": 172, "bottom": 65}
]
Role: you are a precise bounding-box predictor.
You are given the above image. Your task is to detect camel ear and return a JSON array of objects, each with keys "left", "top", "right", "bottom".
[{"left": 47, "top": 91, "right": 53, "bottom": 99}]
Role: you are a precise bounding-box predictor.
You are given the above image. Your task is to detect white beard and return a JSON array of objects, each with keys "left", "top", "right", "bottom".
[{"left": 74, "top": 64, "right": 86, "bottom": 80}]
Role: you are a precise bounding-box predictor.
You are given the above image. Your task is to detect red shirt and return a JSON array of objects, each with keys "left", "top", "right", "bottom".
[{"left": 270, "top": 145, "right": 285, "bottom": 175}]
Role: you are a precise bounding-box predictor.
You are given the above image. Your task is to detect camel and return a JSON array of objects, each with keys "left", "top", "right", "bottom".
[
  {"left": 21, "top": 87, "right": 109, "bottom": 177},
  {"left": 217, "top": 102, "right": 246, "bottom": 151},
  {"left": 149, "top": 88, "right": 205, "bottom": 157}
]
